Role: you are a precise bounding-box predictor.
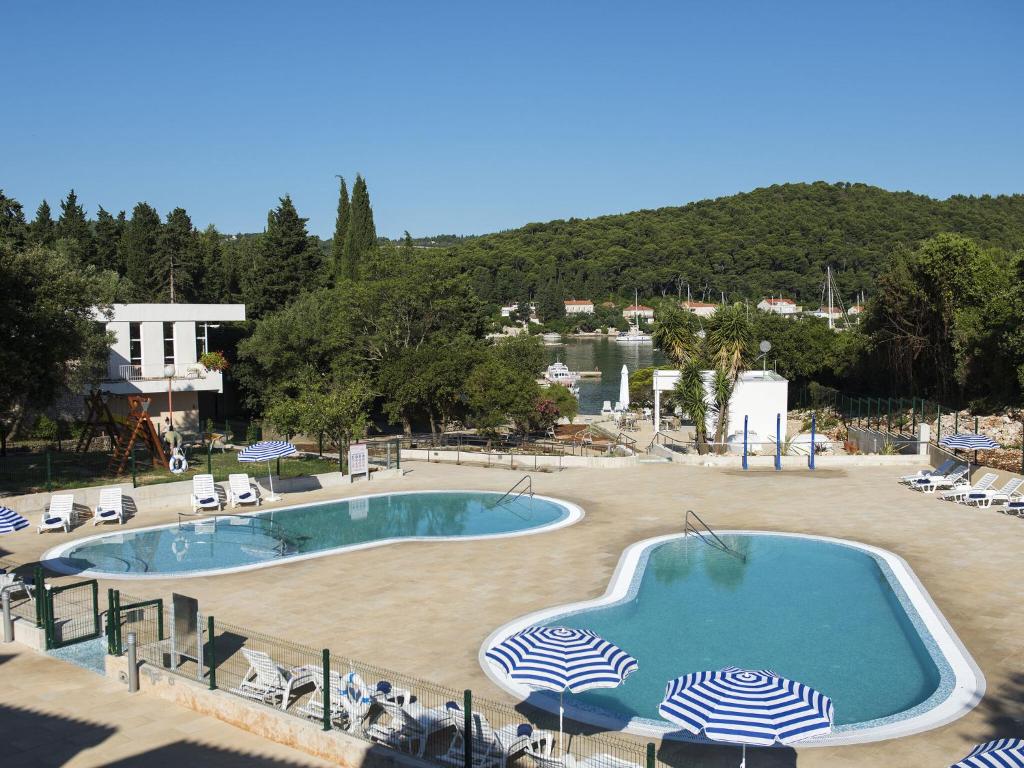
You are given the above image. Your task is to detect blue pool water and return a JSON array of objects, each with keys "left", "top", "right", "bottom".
[
  {"left": 48, "top": 492, "right": 573, "bottom": 577},
  {"left": 548, "top": 535, "right": 943, "bottom": 729}
]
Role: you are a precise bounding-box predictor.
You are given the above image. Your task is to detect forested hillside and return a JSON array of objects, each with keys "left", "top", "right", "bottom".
[{"left": 443, "top": 182, "right": 1024, "bottom": 305}]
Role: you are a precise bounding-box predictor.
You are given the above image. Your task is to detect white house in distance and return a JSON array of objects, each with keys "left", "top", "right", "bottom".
[
  {"left": 564, "top": 299, "right": 594, "bottom": 315},
  {"left": 623, "top": 304, "right": 655, "bottom": 321},
  {"left": 757, "top": 297, "right": 799, "bottom": 315},
  {"left": 651, "top": 368, "right": 789, "bottom": 445},
  {"left": 809, "top": 305, "right": 844, "bottom": 321},
  {"left": 680, "top": 300, "right": 717, "bottom": 318},
  {"left": 847, "top": 304, "right": 865, "bottom": 317},
  {"left": 92, "top": 303, "right": 246, "bottom": 431}
]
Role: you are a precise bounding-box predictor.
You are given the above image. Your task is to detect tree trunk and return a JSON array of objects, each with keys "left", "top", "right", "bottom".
[{"left": 402, "top": 415, "right": 412, "bottom": 438}]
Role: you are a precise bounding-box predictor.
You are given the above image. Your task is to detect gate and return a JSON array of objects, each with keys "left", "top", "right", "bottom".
[{"left": 43, "top": 580, "right": 101, "bottom": 649}]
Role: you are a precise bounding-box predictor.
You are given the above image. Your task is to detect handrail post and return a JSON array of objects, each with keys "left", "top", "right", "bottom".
[
  {"left": 322, "top": 648, "right": 332, "bottom": 731},
  {"left": 463, "top": 689, "right": 473, "bottom": 768}
]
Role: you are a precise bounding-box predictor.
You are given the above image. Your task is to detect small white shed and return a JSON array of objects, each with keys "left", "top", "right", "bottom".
[{"left": 652, "top": 369, "right": 789, "bottom": 444}]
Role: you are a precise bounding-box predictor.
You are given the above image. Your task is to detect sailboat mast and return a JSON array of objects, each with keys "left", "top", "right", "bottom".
[{"left": 827, "top": 265, "right": 834, "bottom": 330}]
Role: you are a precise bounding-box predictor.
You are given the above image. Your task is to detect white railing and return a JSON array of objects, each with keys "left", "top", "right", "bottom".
[{"left": 115, "top": 364, "right": 210, "bottom": 382}]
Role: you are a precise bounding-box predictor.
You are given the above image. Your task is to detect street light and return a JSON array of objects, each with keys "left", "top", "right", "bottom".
[
  {"left": 756, "top": 340, "right": 772, "bottom": 374},
  {"left": 163, "top": 364, "right": 175, "bottom": 430}
]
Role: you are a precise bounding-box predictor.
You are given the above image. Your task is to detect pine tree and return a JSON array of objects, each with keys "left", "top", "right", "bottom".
[
  {"left": 157, "top": 207, "right": 203, "bottom": 302},
  {"left": 341, "top": 174, "right": 376, "bottom": 280},
  {"left": 120, "top": 202, "right": 163, "bottom": 299},
  {"left": 56, "top": 189, "right": 95, "bottom": 263},
  {"left": 0, "top": 190, "right": 28, "bottom": 248},
  {"left": 332, "top": 176, "right": 350, "bottom": 280},
  {"left": 248, "top": 195, "right": 321, "bottom": 317},
  {"left": 29, "top": 201, "right": 56, "bottom": 246},
  {"left": 93, "top": 206, "right": 124, "bottom": 271},
  {"left": 537, "top": 279, "right": 565, "bottom": 322}
]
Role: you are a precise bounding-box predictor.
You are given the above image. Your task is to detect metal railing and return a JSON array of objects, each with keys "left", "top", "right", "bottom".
[
  {"left": 106, "top": 588, "right": 658, "bottom": 768},
  {"left": 490, "top": 475, "right": 533, "bottom": 508},
  {"left": 684, "top": 510, "right": 746, "bottom": 562},
  {"left": 114, "top": 363, "right": 214, "bottom": 382}
]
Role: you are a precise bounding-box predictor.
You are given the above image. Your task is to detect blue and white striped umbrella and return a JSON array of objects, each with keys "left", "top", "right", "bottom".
[
  {"left": 238, "top": 440, "right": 297, "bottom": 501},
  {"left": 238, "top": 440, "right": 298, "bottom": 462},
  {"left": 486, "top": 626, "right": 637, "bottom": 753},
  {"left": 659, "top": 668, "right": 833, "bottom": 765},
  {"left": 952, "top": 739, "right": 1024, "bottom": 768},
  {"left": 0, "top": 506, "right": 29, "bottom": 534},
  {"left": 939, "top": 434, "right": 999, "bottom": 451}
]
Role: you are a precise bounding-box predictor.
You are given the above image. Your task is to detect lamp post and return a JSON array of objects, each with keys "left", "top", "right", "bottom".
[{"left": 163, "top": 364, "right": 175, "bottom": 430}]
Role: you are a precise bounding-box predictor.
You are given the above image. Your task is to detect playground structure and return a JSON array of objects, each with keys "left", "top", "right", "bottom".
[{"left": 76, "top": 391, "right": 168, "bottom": 474}]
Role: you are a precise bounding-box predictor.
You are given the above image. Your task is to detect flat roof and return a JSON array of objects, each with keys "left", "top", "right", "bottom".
[{"left": 93, "top": 303, "right": 247, "bottom": 322}]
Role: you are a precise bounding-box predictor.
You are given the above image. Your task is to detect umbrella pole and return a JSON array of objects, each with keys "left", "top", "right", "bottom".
[
  {"left": 740, "top": 743, "right": 746, "bottom": 768},
  {"left": 266, "top": 461, "right": 280, "bottom": 502},
  {"left": 559, "top": 689, "right": 564, "bottom": 756}
]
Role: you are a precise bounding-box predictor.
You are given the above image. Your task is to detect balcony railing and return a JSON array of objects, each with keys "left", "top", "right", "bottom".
[{"left": 114, "top": 364, "right": 212, "bottom": 382}]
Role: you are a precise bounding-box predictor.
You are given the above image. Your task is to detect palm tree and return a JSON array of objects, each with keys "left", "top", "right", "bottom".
[
  {"left": 706, "top": 304, "right": 754, "bottom": 451},
  {"left": 674, "top": 359, "right": 710, "bottom": 454},
  {"left": 710, "top": 367, "right": 735, "bottom": 451},
  {"left": 651, "top": 306, "right": 701, "bottom": 367}
]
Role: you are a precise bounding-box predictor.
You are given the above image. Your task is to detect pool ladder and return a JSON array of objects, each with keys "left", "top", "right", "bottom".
[
  {"left": 684, "top": 510, "right": 746, "bottom": 562},
  {"left": 490, "top": 475, "right": 534, "bottom": 508}
]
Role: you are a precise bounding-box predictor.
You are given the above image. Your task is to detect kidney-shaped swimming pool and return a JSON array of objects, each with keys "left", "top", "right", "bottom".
[
  {"left": 44, "top": 491, "right": 581, "bottom": 578},
  {"left": 481, "top": 531, "right": 984, "bottom": 745}
]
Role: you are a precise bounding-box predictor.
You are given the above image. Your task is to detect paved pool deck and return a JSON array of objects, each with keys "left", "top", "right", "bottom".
[{"left": 3, "top": 460, "right": 1022, "bottom": 767}]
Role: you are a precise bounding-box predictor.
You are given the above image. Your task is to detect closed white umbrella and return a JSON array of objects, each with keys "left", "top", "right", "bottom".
[{"left": 619, "top": 365, "right": 630, "bottom": 411}]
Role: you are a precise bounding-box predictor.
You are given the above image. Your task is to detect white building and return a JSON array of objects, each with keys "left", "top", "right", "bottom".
[
  {"left": 651, "top": 369, "right": 789, "bottom": 445},
  {"left": 623, "top": 304, "right": 655, "bottom": 321},
  {"left": 564, "top": 299, "right": 594, "bottom": 315},
  {"left": 94, "top": 303, "right": 246, "bottom": 431},
  {"left": 500, "top": 303, "right": 518, "bottom": 318},
  {"left": 809, "top": 306, "right": 844, "bottom": 321},
  {"left": 680, "top": 300, "right": 717, "bottom": 318},
  {"left": 757, "top": 298, "right": 799, "bottom": 315},
  {"left": 847, "top": 304, "right": 865, "bottom": 317}
]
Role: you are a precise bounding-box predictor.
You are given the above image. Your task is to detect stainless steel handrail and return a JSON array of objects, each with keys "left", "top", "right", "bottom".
[
  {"left": 683, "top": 509, "right": 746, "bottom": 562},
  {"left": 490, "top": 475, "right": 533, "bottom": 508}
]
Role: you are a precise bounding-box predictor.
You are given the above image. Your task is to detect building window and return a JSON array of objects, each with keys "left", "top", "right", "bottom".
[
  {"left": 129, "top": 322, "right": 142, "bottom": 367},
  {"left": 163, "top": 322, "right": 175, "bottom": 366},
  {"left": 195, "top": 323, "right": 208, "bottom": 359}
]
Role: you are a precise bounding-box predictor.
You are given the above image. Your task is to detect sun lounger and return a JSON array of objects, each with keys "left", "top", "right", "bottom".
[
  {"left": 38, "top": 494, "right": 74, "bottom": 533},
  {"left": 966, "top": 477, "right": 1024, "bottom": 508},
  {"left": 899, "top": 459, "right": 955, "bottom": 484},
  {"left": 229, "top": 473, "right": 261, "bottom": 508},
  {"left": 93, "top": 487, "right": 125, "bottom": 525},
  {"left": 366, "top": 697, "right": 455, "bottom": 756},
  {"left": 525, "top": 744, "right": 641, "bottom": 768},
  {"left": 938, "top": 472, "right": 998, "bottom": 503},
  {"left": 1007, "top": 500, "right": 1024, "bottom": 516},
  {"left": 191, "top": 474, "right": 222, "bottom": 513},
  {"left": 911, "top": 465, "right": 968, "bottom": 493},
  {"left": 297, "top": 667, "right": 352, "bottom": 729},
  {"left": 230, "top": 648, "right": 313, "bottom": 709},
  {"left": 440, "top": 706, "right": 541, "bottom": 768},
  {"left": 0, "top": 568, "right": 34, "bottom": 599}
]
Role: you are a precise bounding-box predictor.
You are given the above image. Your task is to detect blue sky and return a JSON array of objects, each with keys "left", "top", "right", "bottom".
[{"left": 3, "top": 1, "right": 1022, "bottom": 238}]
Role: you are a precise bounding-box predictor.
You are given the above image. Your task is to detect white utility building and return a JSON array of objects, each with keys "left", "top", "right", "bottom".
[{"left": 652, "top": 369, "right": 789, "bottom": 445}]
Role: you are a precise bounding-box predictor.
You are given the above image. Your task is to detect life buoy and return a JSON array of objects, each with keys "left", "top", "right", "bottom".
[
  {"left": 169, "top": 449, "right": 188, "bottom": 475},
  {"left": 171, "top": 536, "right": 190, "bottom": 561}
]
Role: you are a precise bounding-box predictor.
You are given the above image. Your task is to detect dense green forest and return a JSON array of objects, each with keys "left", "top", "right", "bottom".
[
  {"left": 1, "top": 178, "right": 1022, "bottom": 448},
  {"left": 438, "top": 182, "right": 1024, "bottom": 306}
]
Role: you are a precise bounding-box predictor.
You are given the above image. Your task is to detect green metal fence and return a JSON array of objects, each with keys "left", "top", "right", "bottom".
[
  {"left": 43, "top": 579, "right": 101, "bottom": 650},
  {"left": 108, "top": 589, "right": 656, "bottom": 768}
]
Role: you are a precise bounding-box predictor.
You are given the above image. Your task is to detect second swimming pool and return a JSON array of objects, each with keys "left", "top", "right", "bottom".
[{"left": 44, "top": 490, "right": 581, "bottom": 578}]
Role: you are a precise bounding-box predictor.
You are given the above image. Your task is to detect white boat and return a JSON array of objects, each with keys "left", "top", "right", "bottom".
[
  {"left": 541, "top": 331, "right": 563, "bottom": 345},
  {"left": 616, "top": 324, "right": 652, "bottom": 343},
  {"left": 545, "top": 361, "right": 581, "bottom": 396}
]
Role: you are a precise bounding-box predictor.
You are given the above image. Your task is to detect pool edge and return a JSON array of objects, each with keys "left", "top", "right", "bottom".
[
  {"left": 478, "top": 530, "right": 985, "bottom": 747},
  {"left": 40, "top": 490, "right": 585, "bottom": 580}
]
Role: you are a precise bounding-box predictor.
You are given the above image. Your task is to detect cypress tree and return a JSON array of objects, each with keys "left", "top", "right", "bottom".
[
  {"left": 57, "top": 189, "right": 95, "bottom": 264},
  {"left": 120, "top": 202, "right": 163, "bottom": 299},
  {"left": 342, "top": 174, "right": 376, "bottom": 280},
  {"left": 94, "top": 206, "right": 124, "bottom": 271},
  {"left": 29, "top": 200, "right": 56, "bottom": 246},
  {"left": 332, "top": 176, "right": 350, "bottom": 280}
]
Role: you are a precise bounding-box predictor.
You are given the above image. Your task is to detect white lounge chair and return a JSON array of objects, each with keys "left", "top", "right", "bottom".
[
  {"left": 525, "top": 744, "right": 641, "bottom": 768},
  {"left": 230, "top": 648, "right": 313, "bottom": 709},
  {"left": 1007, "top": 499, "right": 1024, "bottom": 517},
  {"left": 938, "top": 472, "right": 998, "bottom": 503},
  {"left": 911, "top": 464, "right": 968, "bottom": 493},
  {"left": 191, "top": 474, "right": 222, "bottom": 513},
  {"left": 93, "top": 487, "right": 125, "bottom": 525},
  {"left": 297, "top": 667, "right": 352, "bottom": 729},
  {"left": 229, "top": 474, "right": 261, "bottom": 508},
  {"left": 440, "top": 706, "right": 541, "bottom": 768},
  {"left": 367, "top": 697, "right": 455, "bottom": 756},
  {"left": 38, "top": 494, "right": 74, "bottom": 533},
  {"left": 899, "top": 458, "right": 955, "bottom": 485},
  {"left": 967, "top": 477, "right": 1024, "bottom": 508},
  {"left": 600, "top": 401, "right": 613, "bottom": 416}
]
